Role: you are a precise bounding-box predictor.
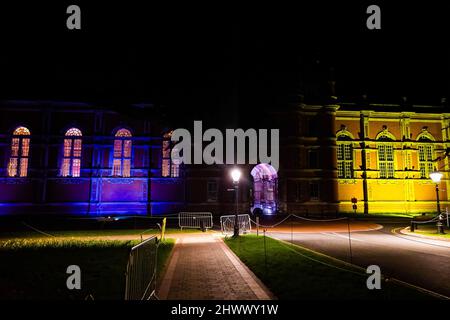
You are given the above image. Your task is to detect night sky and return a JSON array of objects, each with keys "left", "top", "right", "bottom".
[{"left": 0, "top": 2, "right": 449, "bottom": 127}]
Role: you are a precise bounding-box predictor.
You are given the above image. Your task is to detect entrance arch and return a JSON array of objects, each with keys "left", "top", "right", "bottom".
[{"left": 250, "top": 163, "right": 278, "bottom": 215}]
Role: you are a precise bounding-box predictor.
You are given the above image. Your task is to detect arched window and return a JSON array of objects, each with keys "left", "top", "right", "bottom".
[
  {"left": 61, "top": 128, "right": 82, "bottom": 177},
  {"left": 8, "top": 126, "right": 31, "bottom": 177},
  {"left": 112, "top": 128, "right": 132, "bottom": 177},
  {"left": 377, "top": 132, "right": 395, "bottom": 179},
  {"left": 162, "top": 131, "right": 180, "bottom": 177},
  {"left": 418, "top": 136, "right": 434, "bottom": 178},
  {"left": 336, "top": 133, "right": 353, "bottom": 178}
]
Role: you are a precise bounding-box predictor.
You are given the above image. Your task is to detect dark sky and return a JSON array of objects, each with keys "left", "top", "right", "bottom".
[{"left": 0, "top": 2, "right": 449, "bottom": 126}]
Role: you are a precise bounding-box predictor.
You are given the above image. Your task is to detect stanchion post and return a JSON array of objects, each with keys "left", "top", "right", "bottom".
[
  {"left": 263, "top": 228, "right": 267, "bottom": 275},
  {"left": 447, "top": 207, "right": 449, "bottom": 228},
  {"left": 347, "top": 217, "right": 353, "bottom": 264},
  {"left": 256, "top": 216, "right": 259, "bottom": 236}
]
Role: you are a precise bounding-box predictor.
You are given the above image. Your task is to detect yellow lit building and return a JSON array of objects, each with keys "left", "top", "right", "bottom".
[
  {"left": 274, "top": 102, "right": 450, "bottom": 215},
  {"left": 335, "top": 104, "right": 450, "bottom": 214}
]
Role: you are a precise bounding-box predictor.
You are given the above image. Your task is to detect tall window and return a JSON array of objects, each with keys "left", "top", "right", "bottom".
[
  {"left": 8, "top": 126, "right": 31, "bottom": 177},
  {"left": 310, "top": 182, "right": 320, "bottom": 201},
  {"left": 308, "top": 150, "right": 319, "bottom": 169},
  {"left": 418, "top": 142, "right": 434, "bottom": 179},
  {"left": 162, "top": 131, "right": 180, "bottom": 177},
  {"left": 112, "top": 128, "right": 132, "bottom": 177},
  {"left": 337, "top": 143, "right": 353, "bottom": 178},
  {"left": 207, "top": 180, "right": 218, "bottom": 202},
  {"left": 378, "top": 144, "right": 394, "bottom": 178},
  {"left": 61, "top": 128, "right": 82, "bottom": 177}
]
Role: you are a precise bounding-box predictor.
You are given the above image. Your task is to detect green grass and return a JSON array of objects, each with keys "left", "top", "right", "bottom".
[
  {"left": 416, "top": 232, "right": 450, "bottom": 239},
  {"left": 0, "top": 228, "right": 200, "bottom": 240},
  {"left": 344, "top": 212, "right": 435, "bottom": 219},
  {"left": 0, "top": 237, "right": 175, "bottom": 300},
  {"left": 156, "top": 238, "right": 175, "bottom": 280},
  {"left": 409, "top": 227, "right": 450, "bottom": 239},
  {"left": 225, "top": 235, "right": 434, "bottom": 300}
]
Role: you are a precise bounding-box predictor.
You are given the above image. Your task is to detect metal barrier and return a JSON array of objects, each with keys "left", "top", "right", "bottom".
[
  {"left": 178, "top": 212, "right": 213, "bottom": 230},
  {"left": 220, "top": 214, "right": 252, "bottom": 235},
  {"left": 124, "top": 236, "right": 159, "bottom": 300}
]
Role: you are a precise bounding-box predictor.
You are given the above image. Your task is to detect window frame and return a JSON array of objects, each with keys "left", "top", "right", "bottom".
[
  {"left": 61, "top": 127, "right": 83, "bottom": 178},
  {"left": 162, "top": 132, "right": 180, "bottom": 178},
  {"left": 337, "top": 142, "right": 353, "bottom": 178},
  {"left": 112, "top": 128, "right": 133, "bottom": 177},
  {"left": 7, "top": 126, "right": 31, "bottom": 178},
  {"left": 207, "top": 180, "right": 219, "bottom": 202}
]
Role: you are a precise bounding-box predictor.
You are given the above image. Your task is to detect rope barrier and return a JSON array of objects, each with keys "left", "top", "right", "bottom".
[
  {"left": 292, "top": 214, "right": 348, "bottom": 222},
  {"left": 277, "top": 240, "right": 366, "bottom": 277},
  {"left": 249, "top": 214, "right": 348, "bottom": 229},
  {"left": 412, "top": 215, "right": 440, "bottom": 224},
  {"left": 21, "top": 222, "right": 56, "bottom": 238},
  {"left": 249, "top": 214, "right": 293, "bottom": 228}
]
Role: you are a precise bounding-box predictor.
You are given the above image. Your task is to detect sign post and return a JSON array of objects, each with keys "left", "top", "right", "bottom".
[{"left": 351, "top": 197, "right": 358, "bottom": 214}]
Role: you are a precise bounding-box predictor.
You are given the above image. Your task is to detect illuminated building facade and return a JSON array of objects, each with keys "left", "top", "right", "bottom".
[
  {"left": 0, "top": 100, "right": 184, "bottom": 216},
  {"left": 0, "top": 100, "right": 448, "bottom": 216},
  {"left": 276, "top": 101, "right": 450, "bottom": 215}
]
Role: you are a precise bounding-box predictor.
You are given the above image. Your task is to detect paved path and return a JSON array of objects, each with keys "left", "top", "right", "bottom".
[{"left": 158, "top": 233, "right": 273, "bottom": 300}]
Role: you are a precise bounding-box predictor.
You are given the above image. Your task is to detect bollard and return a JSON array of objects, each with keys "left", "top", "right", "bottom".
[
  {"left": 410, "top": 221, "right": 415, "bottom": 232},
  {"left": 200, "top": 220, "right": 206, "bottom": 232},
  {"left": 437, "top": 221, "right": 445, "bottom": 235}
]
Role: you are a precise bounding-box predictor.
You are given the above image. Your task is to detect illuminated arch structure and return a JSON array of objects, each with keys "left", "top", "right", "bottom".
[{"left": 250, "top": 163, "right": 278, "bottom": 215}]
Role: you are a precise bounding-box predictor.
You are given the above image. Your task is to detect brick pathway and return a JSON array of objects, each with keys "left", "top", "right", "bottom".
[{"left": 157, "top": 233, "right": 273, "bottom": 300}]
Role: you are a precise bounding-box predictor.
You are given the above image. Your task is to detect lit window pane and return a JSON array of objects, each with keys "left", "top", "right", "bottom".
[
  {"left": 171, "top": 162, "right": 180, "bottom": 177},
  {"left": 112, "top": 129, "right": 133, "bottom": 177},
  {"left": 123, "top": 159, "right": 131, "bottom": 177},
  {"left": 19, "top": 158, "right": 28, "bottom": 177},
  {"left": 13, "top": 127, "right": 31, "bottom": 135},
  {"left": 61, "top": 128, "right": 82, "bottom": 177},
  {"left": 113, "top": 140, "right": 122, "bottom": 158},
  {"left": 162, "top": 142, "right": 170, "bottom": 158},
  {"left": 61, "top": 158, "right": 71, "bottom": 177},
  {"left": 113, "top": 159, "right": 122, "bottom": 176},
  {"left": 21, "top": 138, "right": 30, "bottom": 157},
  {"left": 8, "top": 127, "right": 31, "bottom": 178},
  {"left": 418, "top": 145, "right": 425, "bottom": 161},
  {"left": 419, "top": 144, "right": 433, "bottom": 178},
  {"left": 162, "top": 159, "right": 170, "bottom": 177},
  {"left": 115, "top": 128, "right": 131, "bottom": 137},
  {"left": 123, "top": 140, "right": 132, "bottom": 158},
  {"left": 73, "top": 139, "right": 82, "bottom": 157},
  {"left": 64, "top": 139, "right": 72, "bottom": 157},
  {"left": 11, "top": 138, "right": 19, "bottom": 157},
  {"left": 65, "top": 128, "right": 82, "bottom": 137},
  {"left": 337, "top": 162, "right": 343, "bottom": 178},
  {"left": 337, "top": 145, "right": 343, "bottom": 160},
  {"left": 162, "top": 131, "right": 180, "bottom": 178},
  {"left": 72, "top": 159, "right": 81, "bottom": 177},
  {"left": 345, "top": 162, "right": 352, "bottom": 178},
  {"left": 8, "top": 158, "right": 18, "bottom": 177}
]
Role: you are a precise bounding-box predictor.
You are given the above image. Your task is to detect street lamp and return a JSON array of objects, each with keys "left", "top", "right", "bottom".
[
  {"left": 230, "top": 168, "right": 241, "bottom": 237},
  {"left": 429, "top": 170, "right": 445, "bottom": 234}
]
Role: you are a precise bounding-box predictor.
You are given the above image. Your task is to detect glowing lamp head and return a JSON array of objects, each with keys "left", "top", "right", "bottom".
[
  {"left": 230, "top": 168, "right": 241, "bottom": 183},
  {"left": 429, "top": 171, "right": 443, "bottom": 184}
]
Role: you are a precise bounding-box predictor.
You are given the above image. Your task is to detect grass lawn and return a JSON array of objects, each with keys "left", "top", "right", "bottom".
[
  {"left": 344, "top": 212, "right": 435, "bottom": 219},
  {"left": 0, "top": 228, "right": 200, "bottom": 240},
  {"left": 225, "top": 235, "right": 434, "bottom": 300},
  {"left": 0, "top": 237, "right": 174, "bottom": 300},
  {"left": 409, "top": 227, "right": 450, "bottom": 239}
]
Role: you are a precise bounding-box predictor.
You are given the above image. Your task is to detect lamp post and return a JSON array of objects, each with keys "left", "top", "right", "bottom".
[
  {"left": 230, "top": 168, "right": 241, "bottom": 237},
  {"left": 429, "top": 170, "right": 445, "bottom": 234}
]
